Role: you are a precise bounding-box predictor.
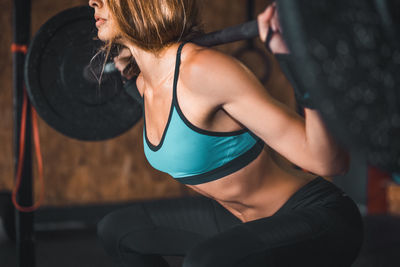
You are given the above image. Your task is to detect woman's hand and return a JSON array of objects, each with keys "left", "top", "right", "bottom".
[
  {"left": 257, "top": 4, "right": 289, "bottom": 54},
  {"left": 114, "top": 48, "right": 135, "bottom": 80}
]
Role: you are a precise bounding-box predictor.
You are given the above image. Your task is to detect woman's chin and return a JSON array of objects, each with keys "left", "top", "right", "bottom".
[
  {"left": 97, "top": 29, "right": 115, "bottom": 42},
  {"left": 97, "top": 33, "right": 109, "bottom": 42}
]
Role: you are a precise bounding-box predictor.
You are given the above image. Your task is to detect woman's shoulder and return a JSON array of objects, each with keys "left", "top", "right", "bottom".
[
  {"left": 180, "top": 43, "right": 253, "bottom": 95},
  {"left": 182, "top": 43, "right": 244, "bottom": 73}
]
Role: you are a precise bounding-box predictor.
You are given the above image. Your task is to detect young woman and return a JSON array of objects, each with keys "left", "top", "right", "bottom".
[{"left": 88, "top": 0, "right": 363, "bottom": 266}]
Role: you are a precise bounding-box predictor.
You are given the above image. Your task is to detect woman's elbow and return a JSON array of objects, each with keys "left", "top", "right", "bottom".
[{"left": 316, "top": 150, "right": 351, "bottom": 177}]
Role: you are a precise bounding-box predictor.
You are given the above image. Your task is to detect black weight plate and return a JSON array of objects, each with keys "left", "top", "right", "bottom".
[
  {"left": 278, "top": 0, "right": 400, "bottom": 172},
  {"left": 25, "top": 6, "right": 142, "bottom": 141}
]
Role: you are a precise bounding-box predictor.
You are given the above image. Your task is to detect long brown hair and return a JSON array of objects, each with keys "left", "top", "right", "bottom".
[
  {"left": 101, "top": 0, "right": 203, "bottom": 76},
  {"left": 107, "top": 0, "right": 203, "bottom": 51}
]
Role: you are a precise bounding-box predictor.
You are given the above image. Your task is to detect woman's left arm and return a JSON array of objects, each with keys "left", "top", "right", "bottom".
[
  {"left": 185, "top": 49, "right": 349, "bottom": 177},
  {"left": 258, "top": 3, "right": 350, "bottom": 176},
  {"left": 220, "top": 61, "right": 349, "bottom": 177},
  {"left": 184, "top": 5, "right": 349, "bottom": 177}
]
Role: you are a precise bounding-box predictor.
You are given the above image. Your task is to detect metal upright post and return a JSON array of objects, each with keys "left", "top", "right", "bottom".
[
  {"left": 245, "top": 0, "right": 255, "bottom": 49},
  {"left": 247, "top": 0, "right": 254, "bottom": 21},
  {"left": 12, "top": 0, "right": 35, "bottom": 266}
]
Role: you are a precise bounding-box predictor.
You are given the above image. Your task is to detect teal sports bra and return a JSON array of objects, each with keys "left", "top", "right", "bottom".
[{"left": 143, "top": 42, "right": 264, "bottom": 185}]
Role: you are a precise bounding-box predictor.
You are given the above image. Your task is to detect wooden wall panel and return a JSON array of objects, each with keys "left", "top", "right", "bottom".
[
  {"left": 0, "top": 0, "right": 14, "bottom": 192},
  {"left": 387, "top": 183, "right": 400, "bottom": 215},
  {"left": 0, "top": 0, "right": 276, "bottom": 206}
]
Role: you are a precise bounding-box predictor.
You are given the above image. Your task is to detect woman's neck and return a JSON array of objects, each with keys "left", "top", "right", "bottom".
[{"left": 126, "top": 43, "right": 180, "bottom": 90}]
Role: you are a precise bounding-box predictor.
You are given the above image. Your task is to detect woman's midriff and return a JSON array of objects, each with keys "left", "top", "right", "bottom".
[{"left": 187, "top": 147, "right": 318, "bottom": 223}]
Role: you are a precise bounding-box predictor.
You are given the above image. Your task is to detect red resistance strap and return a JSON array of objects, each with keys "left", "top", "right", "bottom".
[
  {"left": 11, "top": 44, "right": 28, "bottom": 54},
  {"left": 11, "top": 43, "right": 45, "bottom": 212}
]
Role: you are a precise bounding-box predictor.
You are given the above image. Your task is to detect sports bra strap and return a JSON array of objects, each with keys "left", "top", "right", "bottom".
[{"left": 173, "top": 42, "right": 188, "bottom": 102}]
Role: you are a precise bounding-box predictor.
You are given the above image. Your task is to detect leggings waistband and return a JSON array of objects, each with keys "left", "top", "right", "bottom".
[{"left": 276, "top": 177, "right": 346, "bottom": 214}]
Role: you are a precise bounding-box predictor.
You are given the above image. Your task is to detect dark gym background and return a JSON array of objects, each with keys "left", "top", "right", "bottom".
[{"left": 1, "top": 0, "right": 400, "bottom": 266}]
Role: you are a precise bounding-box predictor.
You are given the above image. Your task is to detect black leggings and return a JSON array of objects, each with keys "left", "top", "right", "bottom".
[{"left": 97, "top": 177, "right": 363, "bottom": 267}]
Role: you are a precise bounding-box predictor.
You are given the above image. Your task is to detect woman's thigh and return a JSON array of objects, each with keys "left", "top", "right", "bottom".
[
  {"left": 183, "top": 195, "right": 363, "bottom": 267},
  {"left": 97, "top": 196, "right": 241, "bottom": 258}
]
